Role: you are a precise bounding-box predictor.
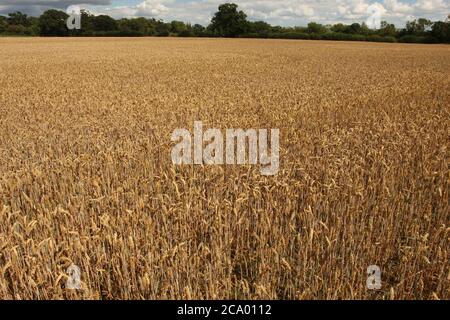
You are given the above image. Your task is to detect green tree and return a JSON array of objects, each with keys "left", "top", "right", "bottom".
[
  {"left": 154, "top": 19, "right": 170, "bottom": 36},
  {"left": 118, "top": 17, "right": 155, "bottom": 35},
  {"left": 93, "top": 15, "right": 117, "bottom": 32},
  {"left": 379, "top": 21, "right": 396, "bottom": 37},
  {"left": 27, "top": 16, "right": 40, "bottom": 35},
  {"left": 192, "top": 24, "right": 205, "bottom": 36},
  {"left": 360, "top": 22, "right": 370, "bottom": 35},
  {"left": 249, "top": 20, "right": 272, "bottom": 35},
  {"left": 0, "top": 16, "right": 7, "bottom": 33},
  {"left": 179, "top": 25, "right": 194, "bottom": 37},
  {"left": 271, "top": 25, "right": 284, "bottom": 33},
  {"left": 307, "top": 22, "right": 326, "bottom": 34},
  {"left": 80, "top": 10, "right": 95, "bottom": 34},
  {"left": 431, "top": 21, "right": 450, "bottom": 42},
  {"left": 7, "top": 11, "right": 30, "bottom": 26},
  {"left": 170, "top": 20, "right": 187, "bottom": 34},
  {"left": 39, "top": 10, "right": 69, "bottom": 36},
  {"left": 405, "top": 20, "right": 417, "bottom": 34},
  {"left": 405, "top": 19, "right": 431, "bottom": 35},
  {"left": 293, "top": 26, "right": 308, "bottom": 33},
  {"left": 348, "top": 23, "right": 362, "bottom": 34},
  {"left": 417, "top": 18, "right": 432, "bottom": 32},
  {"left": 331, "top": 23, "right": 345, "bottom": 33},
  {"left": 135, "top": 17, "right": 155, "bottom": 35},
  {"left": 209, "top": 3, "right": 248, "bottom": 37}
]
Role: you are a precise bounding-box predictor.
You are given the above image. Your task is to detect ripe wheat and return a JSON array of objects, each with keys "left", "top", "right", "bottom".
[{"left": 0, "top": 37, "right": 448, "bottom": 300}]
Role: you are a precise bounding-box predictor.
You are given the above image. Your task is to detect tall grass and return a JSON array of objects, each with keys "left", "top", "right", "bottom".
[{"left": 0, "top": 37, "right": 448, "bottom": 300}]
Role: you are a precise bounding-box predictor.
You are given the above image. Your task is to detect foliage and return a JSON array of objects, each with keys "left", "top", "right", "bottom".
[
  {"left": 0, "top": 4, "right": 449, "bottom": 43},
  {"left": 431, "top": 21, "right": 450, "bottom": 43},
  {"left": 38, "top": 9, "right": 69, "bottom": 36},
  {"left": 93, "top": 15, "right": 118, "bottom": 32},
  {"left": 7, "top": 11, "right": 30, "bottom": 27},
  {"left": 209, "top": 3, "right": 248, "bottom": 37},
  {"left": 306, "top": 22, "right": 327, "bottom": 34}
]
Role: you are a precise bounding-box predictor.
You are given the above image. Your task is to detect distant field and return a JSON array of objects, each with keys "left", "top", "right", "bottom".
[{"left": 0, "top": 38, "right": 448, "bottom": 299}]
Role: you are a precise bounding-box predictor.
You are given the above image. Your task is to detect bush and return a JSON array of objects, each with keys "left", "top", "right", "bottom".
[
  {"left": 243, "top": 32, "right": 269, "bottom": 38},
  {"left": 398, "top": 35, "right": 438, "bottom": 43},
  {"left": 179, "top": 29, "right": 193, "bottom": 37},
  {"left": 321, "top": 32, "right": 365, "bottom": 41},
  {"left": 93, "top": 30, "right": 145, "bottom": 37},
  {"left": 366, "top": 35, "right": 397, "bottom": 43},
  {"left": 157, "top": 30, "right": 170, "bottom": 37},
  {"left": 267, "top": 32, "right": 310, "bottom": 40},
  {"left": 39, "top": 10, "right": 69, "bottom": 36},
  {"left": 226, "top": 31, "right": 399, "bottom": 44}
]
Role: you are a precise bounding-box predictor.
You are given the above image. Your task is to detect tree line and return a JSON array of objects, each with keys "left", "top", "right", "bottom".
[{"left": 1, "top": 3, "right": 449, "bottom": 43}]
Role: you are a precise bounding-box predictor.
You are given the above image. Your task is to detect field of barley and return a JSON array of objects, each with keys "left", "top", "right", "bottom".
[{"left": 0, "top": 37, "right": 448, "bottom": 300}]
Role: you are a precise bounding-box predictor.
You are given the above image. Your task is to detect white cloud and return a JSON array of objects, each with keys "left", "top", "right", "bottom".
[
  {"left": 384, "top": 0, "right": 414, "bottom": 14},
  {"left": 136, "top": 0, "right": 172, "bottom": 16},
  {"left": 415, "top": 0, "right": 447, "bottom": 11}
]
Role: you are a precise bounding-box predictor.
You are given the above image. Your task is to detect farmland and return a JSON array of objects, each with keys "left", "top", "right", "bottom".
[{"left": 0, "top": 37, "right": 448, "bottom": 299}]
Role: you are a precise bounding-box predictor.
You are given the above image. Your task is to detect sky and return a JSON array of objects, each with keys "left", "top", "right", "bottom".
[{"left": 0, "top": 0, "right": 448, "bottom": 27}]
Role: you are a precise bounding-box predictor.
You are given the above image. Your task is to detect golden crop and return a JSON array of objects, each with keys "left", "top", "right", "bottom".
[{"left": 0, "top": 37, "right": 448, "bottom": 300}]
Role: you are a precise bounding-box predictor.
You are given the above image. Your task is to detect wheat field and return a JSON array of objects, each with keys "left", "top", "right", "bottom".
[{"left": 0, "top": 37, "right": 448, "bottom": 300}]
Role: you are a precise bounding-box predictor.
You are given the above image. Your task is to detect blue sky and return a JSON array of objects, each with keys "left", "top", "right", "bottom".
[{"left": 0, "top": 0, "right": 448, "bottom": 27}]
